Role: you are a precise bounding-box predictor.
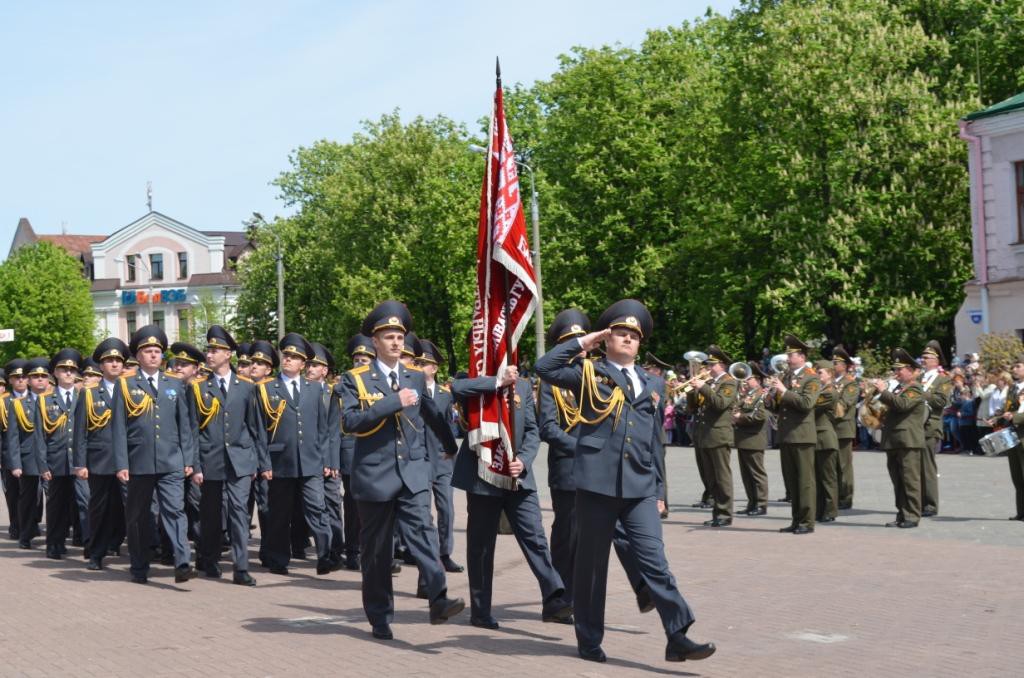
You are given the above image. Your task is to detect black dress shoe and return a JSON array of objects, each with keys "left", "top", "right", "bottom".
[
  {"left": 291, "top": 549, "right": 308, "bottom": 560},
  {"left": 441, "top": 556, "right": 464, "bottom": 573},
  {"left": 703, "top": 518, "right": 732, "bottom": 527},
  {"left": 18, "top": 541, "right": 32, "bottom": 550},
  {"left": 203, "top": 564, "right": 223, "bottom": 578},
  {"left": 636, "top": 584, "right": 655, "bottom": 613},
  {"left": 316, "top": 556, "right": 341, "bottom": 575},
  {"left": 578, "top": 646, "right": 607, "bottom": 663},
  {"left": 666, "top": 632, "right": 716, "bottom": 662},
  {"left": 921, "top": 510, "right": 937, "bottom": 517},
  {"left": 233, "top": 571, "right": 257, "bottom": 586},
  {"left": 345, "top": 555, "right": 361, "bottom": 571},
  {"left": 46, "top": 551, "right": 62, "bottom": 560},
  {"left": 838, "top": 502, "right": 852, "bottom": 510},
  {"left": 175, "top": 566, "right": 198, "bottom": 583},
  {"left": 778, "top": 525, "right": 797, "bottom": 533},
  {"left": 86, "top": 559, "right": 103, "bottom": 571},
  {"left": 471, "top": 616, "right": 500, "bottom": 630},
  {"left": 372, "top": 624, "right": 394, "bottom": 640},
  {"left": 777, "top": 496, "right": 791, "bottom": 503},
  {"left": 691, "top": 501, "right": 712, "bottom": 509},
  {"left": 396, "top": 547, "right": 415, "bottom": 565},
  {"left": 268, "top": 566, "right": 289, "bottom": 576},
  {"left": 898, "top": 521, "right": 919, "bottom": 529},
  {"left": 1010, "top": 516, "right": 1024, "bottom": 521},
  {"left": 819, "top": 516, "right": 836, "bottom": 523},
  {"left": 131, "top": 574, "right": 148, "bottom": 584},
  {"left": 885, "top": 520, "right": 903, "bottom": 528},
  {"left": 429, "top": 597, "right": 466, "bottom": 625},
  {"left": 792, "top": 526, "right": 814, "bottom": 534},
  {"left": 541, "top": 596, "right": 573, "bottom": 624},
  {"left": 390, "top": 559, "right": 402, "bottom": 575}
]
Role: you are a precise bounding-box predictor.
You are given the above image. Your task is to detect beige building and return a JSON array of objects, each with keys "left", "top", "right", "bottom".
[
  {"left": 956, "top": 91, "right": 1024, "bottom": 355},
  {"left": 10, "top": 211, "right": 252, "bottom": 340}
]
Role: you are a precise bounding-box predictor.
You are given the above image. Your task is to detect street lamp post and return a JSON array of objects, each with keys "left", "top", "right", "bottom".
[{"left": 469, "top": 144, "right": 546, "bottom": 359}]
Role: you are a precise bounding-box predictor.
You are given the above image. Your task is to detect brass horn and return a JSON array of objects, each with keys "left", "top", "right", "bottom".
[{"left": 728, "top": 361, "right": 751, "bottom": 381}]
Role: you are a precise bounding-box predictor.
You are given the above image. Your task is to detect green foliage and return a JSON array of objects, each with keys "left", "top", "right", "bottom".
[
  {"left": 179, "top": 290, "right": 231, "bottom": 347},
  {"left": 977, "top": 332, "right": 1024, "bottom": 372},
  {"left": 0, "top": 242, "right": 96, "bottom": 363}
]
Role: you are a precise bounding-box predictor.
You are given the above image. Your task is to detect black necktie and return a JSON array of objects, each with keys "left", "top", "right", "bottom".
[
  {"left": 620, "top": 368, "right": 634, "bottom": 398},
  {"left": 65, "top": 392, "right": 72, "bottom": 409},
  {"left": 389, "top": 372, "right": 399, "bottom": 392},
  {"left": 291, "top": 380, "right": 299, "bottom": 400},
  {"left": 219, "top": 377, "right": 227, "bottom": 396},
  {"left": 148, "top": 376, "right": 156, "bottom": 393}
]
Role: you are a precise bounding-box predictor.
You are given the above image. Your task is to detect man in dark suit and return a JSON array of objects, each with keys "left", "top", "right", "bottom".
[
  {"left": 74, "top": 338, "right": 129, "bottom": 570},
  {"left": 450, "top": 363, "right": 571, "bottom": 629},
  {"left": 417, "top": 339, "right": 462, "bottom": 574},
  {"left": 111, "top": 325, "right": 199, "bottom": 584},
  {"left": 40, "top": 349, "right": 84, "bottom": 559},
  {"left": 253, "top": 333, "right": 337, "bottom": 576},
  {"left": 189, "top": 325, "right": 267, "bottom": 586},
  {"left": 338, "top": 301, "right": 465, "bottom": 640},
  {"left": 4, "top": 358, "right": 47, "bottom": 549},
  {"left": 535, "top": 299, "right": 715, "bottom": 665}
]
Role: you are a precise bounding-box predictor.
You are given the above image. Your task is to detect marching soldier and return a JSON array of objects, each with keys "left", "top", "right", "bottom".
[
  {"left": 338, "top": 301, "right": 464, "bottom": 640},
  {"left": 74, "top": 338, "right": 130, "bottom": 570},
  {"left": 253, "top": 333, "right": 337, "bottom": 576},
  {"left": 766, "top": 334, "right": 821, "bottom": 535},
  {"left": 417, "top": 339, "right": 463, "bottom": 574},
  {"left": 189, "top": 325, "right": 266, "bottom": 585},
  {"left": 535, "top": 299, "right": 715, "bottom": 664},
  {"left": 687, "top": 346, "right": 739, "bottom": 527},
  {"left": 831, "top": 346, "right": 860, "bottom": 509},
  {"left": 236, "top": 343, "right": 253, "bottom": 380},
  {"left": 40, "top": 349, "right": 83, "bottom": 559},
  {"left": 169, "top": 342, "right": 206, "bottom": 546},
  {"left": 246, "top": 339, "right": 277, "bottom": 563},
  {"left": 449, "top": 361, "right": 572, "bottom": 630},
  {"left": 999, "top": 356, "right": 1024, "bottom": 520},
  {"left": 874, "top": 349, "right": 926, "bottom": 528},
  {"left": 0, "top": 360, "right": 28, "bottom": 540},
  {"left": 81, "top": 359, "right": 102, "bottom": 386},
  {"left": 733, "top": 363, "right": 769, "bottom": 515},
  {"left": 811, "top": 360, "right": 839, "bottom": 524},
  {"left": 4, "top": 358, "right": 47, "bottom": 549},
  {"left": 919, "top": 340, "right": 952, "bottom": 517},
  {"left": 307, "top": 341, "right": 343, "bottom": 563},
  {"left": 111, "top": 325, "right": 199, "bottom": 584}
]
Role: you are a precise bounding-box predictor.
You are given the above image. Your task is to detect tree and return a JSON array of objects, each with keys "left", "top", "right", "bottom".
[{"left": 0, "top": 242, "right": 96, "bottom": 363}]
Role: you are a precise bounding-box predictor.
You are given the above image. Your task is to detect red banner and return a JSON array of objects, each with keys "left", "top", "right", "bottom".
[{"left": 467, "top": 76, "right": 538, "bottom": 490}]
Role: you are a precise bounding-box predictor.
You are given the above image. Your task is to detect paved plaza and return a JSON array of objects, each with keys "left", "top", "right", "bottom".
[{"left": 1, "top": 446, "right": 1021, "bottom": 676}]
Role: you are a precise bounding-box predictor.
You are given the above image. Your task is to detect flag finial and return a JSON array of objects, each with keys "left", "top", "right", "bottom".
[{"left": 496, "top": 57, "right": 501, "bottom": 88}]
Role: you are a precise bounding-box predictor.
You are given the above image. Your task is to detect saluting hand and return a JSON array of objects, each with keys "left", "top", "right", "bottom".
[{"left": 579, "top": 329, "right": 611, "bottom": 352}]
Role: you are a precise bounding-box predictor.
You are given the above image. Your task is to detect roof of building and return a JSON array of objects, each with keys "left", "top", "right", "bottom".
[
  {"left": 965, "top": 90, "right": 1024, "bottom": 121},
  {"left": 38, "top": 234, "right": 106, "bottom": 258}
]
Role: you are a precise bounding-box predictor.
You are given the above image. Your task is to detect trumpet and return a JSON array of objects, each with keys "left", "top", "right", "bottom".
[{"left": 670, "top": 368, "right": 711, "bottom": 397}]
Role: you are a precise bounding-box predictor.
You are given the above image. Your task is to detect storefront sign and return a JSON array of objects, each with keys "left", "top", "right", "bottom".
[{"left": 121, "top": 288, "right": 187, "bottom": 306}]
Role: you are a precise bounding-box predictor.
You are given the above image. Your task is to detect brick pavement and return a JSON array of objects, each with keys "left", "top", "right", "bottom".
[{"left": 0, "top": 447, "right": 1022, "bottom": 676}]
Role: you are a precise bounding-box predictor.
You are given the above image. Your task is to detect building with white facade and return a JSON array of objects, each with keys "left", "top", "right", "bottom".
[
  {"left": 956, "top": 91, "right": 1024, "bottom": 354},
  {"left": 10, "top": 211, "right": 252, "bottom": 341}
]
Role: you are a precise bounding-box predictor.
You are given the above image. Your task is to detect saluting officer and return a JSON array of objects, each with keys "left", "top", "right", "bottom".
[
  {"left": 74, "top": 338, "right": 130, "bottom": 570},
  {"left": 111, "top": 325, "right": 199, "bottom": 584},
  {"left": 40, "top": 349, "right": 84, "bottom": 559},
  {"left": 919, "top": 340, "right": 952, "bottom": 518},
  {"left": 253, "top": 333, "right": 337, "bottom": 576},
  {"left": 535, "top": 299, "right": 715, "bottom": 665},
  {"left": 766, "top": 334, "right": 822, "bottom": 535},
  {"left": 831, "top": 346, "right": 860, "bottom": 509},
  {"left": 875, "top": 349, "right": 926, "bottom": 528},
  {"left": 338, "top": 301, "right": 464, "bottom": 641},
  {"left": 189, "top": 325, "right": 266, "bottom": 586},
  {"left": 4, "top": 358, "right": 47, "bottom": 549},
  {"left": 687, "top": 346, "right": 739, "bottom": 527}
]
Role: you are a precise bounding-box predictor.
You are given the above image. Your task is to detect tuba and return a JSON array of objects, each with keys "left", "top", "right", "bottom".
[{"left": 728, "top": 361, "right": 751, "bottom": 381}]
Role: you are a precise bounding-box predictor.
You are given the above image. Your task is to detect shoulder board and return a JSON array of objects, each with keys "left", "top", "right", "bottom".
[
  {"left": 404, "top": 364, "right": 423, "bottom": 372},
  {"left": 193, "top": 376, "right": 208, "bottom": 384},
  {"left": 1, "top": 392, "right": 10, "bottom": 399},
  {"left": 237, "top": 375, "right": 253, "bottom": 384},
  {"left": 348, "top": 365, "right": 370, "bottom": 376},
  {"left": 42, "top": 390, "right": 55, "bottom": 397},
  {"left": 257, "top": 377, "right": 274, "bottom": 386},
  {"left": 164, "top": 371, "right": 182, "bottom": 380},
  {"left": 84, "top": 384, "right": 99, "bottom": 390}
]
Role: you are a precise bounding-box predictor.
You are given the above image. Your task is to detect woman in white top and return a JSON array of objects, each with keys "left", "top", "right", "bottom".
[{"left": 976, "top": 372, "right": 996, "bottom": 443}]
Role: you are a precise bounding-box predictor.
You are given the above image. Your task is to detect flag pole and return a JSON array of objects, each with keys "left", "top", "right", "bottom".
[{"left": 495, "top": 57, "right": 517, "bottom": 462}]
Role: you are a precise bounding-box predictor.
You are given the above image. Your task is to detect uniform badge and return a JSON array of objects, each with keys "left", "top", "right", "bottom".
[
  {"left": 514, "top": 393, "right": 522, "bottom": 408},
  {"left": 721, "top": 385, "right": 735, "bottom": 398},
  {"left": 907, "top": 389, "right": 919, "bottom": 399},
  {"left": 165, "top": 389, "right": 177, "bottom": 401}
]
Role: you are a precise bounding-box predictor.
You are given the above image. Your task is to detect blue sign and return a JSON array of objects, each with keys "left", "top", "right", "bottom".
[
  {"left": 121, "top": 288, "right": 187, "bottom": 306},
  {"left": 968, "top": 310, "right": 983, "bottom": 325}
]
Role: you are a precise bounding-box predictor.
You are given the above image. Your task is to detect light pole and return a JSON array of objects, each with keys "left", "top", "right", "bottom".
[
  {"left": 253, "top": 213, "right": 285, "bottom": 341},
  {"left": 115, "top": 255, "right": 154, "bottom": 323},
  {"left": 469, "top": 144, "right": 546, "bottom": 359}
]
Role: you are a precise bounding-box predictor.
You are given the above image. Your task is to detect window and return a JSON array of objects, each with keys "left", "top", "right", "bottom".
[
  {"left": 1017, "top": 161, "right": 1024, "bottom": 243},
  {"left": 178, "top": 251, "right": 188, "bottom": 279},
  {"left": 150, "top": 253, "right": 163, "bottom": 281},
  {"left": 126, "top": 310, "right": 137, "bottom": 336},
  {"left": 126, "top": 254, "right": 137, "bottom": 282},
  {"left": 153, "top": 310, "right": 165, "bottom": 329}
]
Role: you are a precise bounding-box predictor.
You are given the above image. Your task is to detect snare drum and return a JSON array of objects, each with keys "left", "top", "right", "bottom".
[{"left": 979, "top": 428, "right": 1021, "bottom": 457}]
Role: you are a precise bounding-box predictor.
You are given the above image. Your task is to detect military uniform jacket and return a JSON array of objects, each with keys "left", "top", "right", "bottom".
[
  {"left": 425, "top": 384, "right": 455, "bottom": 479},
  {"left": 254, "top": 375, "right": 330, "bottom": 478},
  {"left": 189, "top": 374, "right": 267, "bottom": 480},
  {"left": 921, "top": 371, "right": 953, "bottom": 440},
  {"left": 338, "top": 363, "right": 457, "bottom": 502},
  {"left": 768, "top": 366, "right": 821, "bottom": 445},
  {"left": 878, "top": 383, "right": 926, "bottom": 451},
  {"left": 689, "top": 372, "right": 738, "bottom": 449},
  {"left": 73, "top": 383, "right": 117, "bottom": 474},
  {"left": 832, "top": 375, "right": 860, "bottom": 440},
  {"left": 111, "top": 371, "right": 198, "bottom": 474},
  {"left": 733, "top": 388, "right": 768, "bottom": 450},
  {"left": 538, "top": 379, "right": 580, "bottom": 491},
  {"left": 648, "top": 372, "right": 668, "bottom": 445},
  {"left": 813, "top": 384, "right": 839, "bottom": 452},
  {"left": 2, "top": 394, "right": 46, "bottom": 475},
  {"left": 450, "top": 377, "right": 539, "bottom": 496},
  {"left": 40, "top": 390, "right": 77, "bottom": 476},
  {"left": 1004, "top": 382, "right": 1024, "bottom": 435},
  {"left": 535, "top": 339, "right": 664, "bottom": 500}
]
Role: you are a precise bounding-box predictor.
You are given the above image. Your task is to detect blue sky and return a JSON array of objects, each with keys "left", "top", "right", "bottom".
[{"left": 0, "top": 1, "right": 738, "bottom": 249}]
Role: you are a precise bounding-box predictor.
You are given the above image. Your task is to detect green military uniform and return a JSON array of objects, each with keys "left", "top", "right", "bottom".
[
  {"left": 689, "top": 346, "right": 738, "bottom": 526},
  {"left": 768, "top": 335, "right": 821, "bottom": 534},
  {"left": 831, "top": 347, "right": 860, "bottom": 509},
  {"left": 1003, "top": 375, "right": 1024, "bottom": 520},
  {"left": 879, "top": 348, "right": 927, "bottom": 528},
  {"left": 733, "top": 367, "right": 769, "bottom": 515},
  {"left": 919, "top": 341, "right": 951, "bottom": 517},
  {"left": 811, "top": 361, "right": 839, "bottom": 522}
]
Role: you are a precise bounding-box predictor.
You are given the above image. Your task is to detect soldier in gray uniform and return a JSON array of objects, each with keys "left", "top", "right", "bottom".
[
  {"left": 111, "top": 325, "right": 199, "bottom": 584},
  {"left": 535, "top": 299, "right": 715, "bottom": 665},
  {"left": 169, "top": 342, "right": 206, "bottom": 548},
  {"left": 1, "top": 359, "right": 30, "bottom": 540},
  {"left": 74, "top": 338, "right": 129, "bottom": 570},
  {"left": 41, "top": 349, "right": 83, "bottom": 559},
  {"left": 4, "top": 358, "right": 47, "bottom": 549},
  {"left": 338, "top": 301, "right": 465, "bottom": 641},
  {"left": 253, "top": 332, "right": 337, "bottom": 576},
  {"left": 190, "top": 325, "right": 267, "bottom": 586},
  {"left": 308, "top": 341, "right": 343, "bottom": 563}
]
